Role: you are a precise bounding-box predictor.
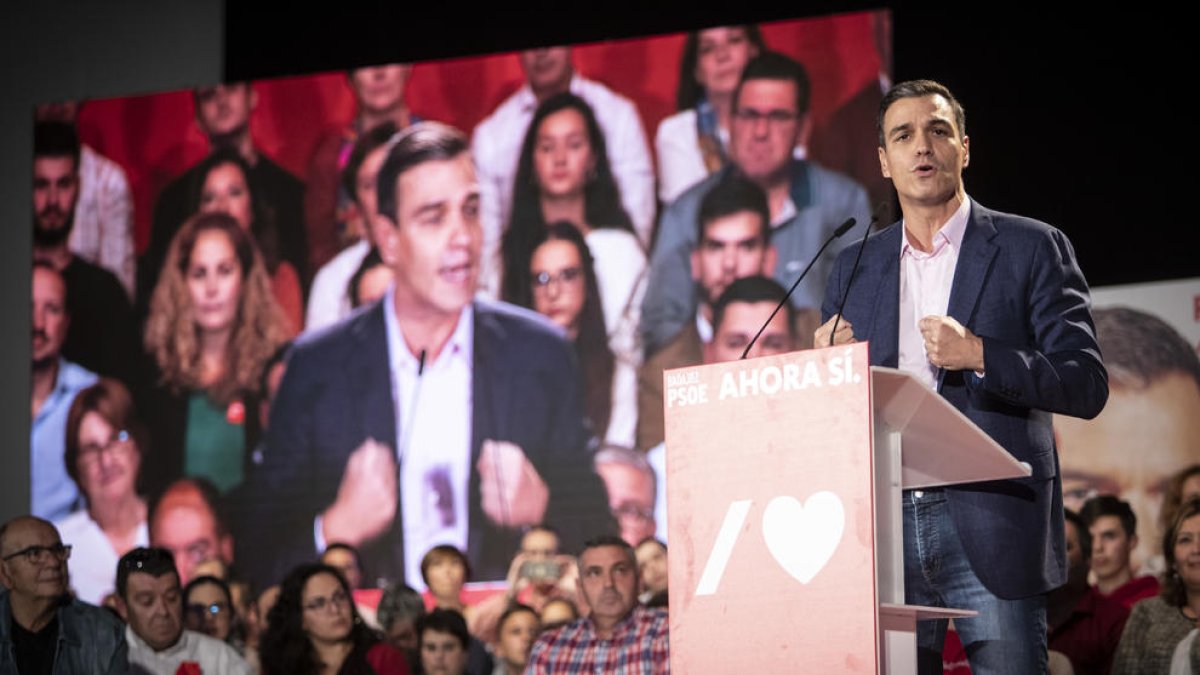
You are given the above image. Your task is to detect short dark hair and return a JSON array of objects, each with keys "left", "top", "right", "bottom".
[
  {"left": 1080, "top": 495, "right": 1137, "bottom": 538},
  {"left": 184, "top": 574, "right": 233, "bottom": 608},
  {"left": 497, "top": 603, "right": 539, "bottom": 634},
  {"left": 376, "top": 583, "right": 426, "bottom": 632},
  {"left": 697, "top": 172, "right": 770, "bottom": 245},
  {"left": 711, "top": 275, "right": 795, "bottom": 340},
  {"left": 33, "top": 121, "right": 81, "bottom": 166},
  {"left": 1063, "top": 508, "right": 1092, "bottom": 563},
  {"left": 1093, "top": 306, "right": 1200, "bottom": 391},
  {"left": 419, "top": 544, "right": 470, "bottom": 587},
  {"left": 578, "top": 534, "right": 635, "bottom": 565},
  {"left": 117, "top": 547, "right": 179, "bottom": 599},
  {"left": 322, "top": 542, "right": 364, "bottom": 573},
  {"left": 341, "top": 121, "right": 400, "bottom": 206},
  {"left": 877, "top": 79, "right": 967, "bottom": 147},
  {"left": 347, "top": 247, "right": 386, "bottom": 308},
  {"left": 417, "top": 608, "right": 469, "bottom": 650},
  {"left": 375, "top": 121, "right": 469, "bottom": 225},
  {"left": 732, "top": 51, "right": 812, "bottom": 118}
]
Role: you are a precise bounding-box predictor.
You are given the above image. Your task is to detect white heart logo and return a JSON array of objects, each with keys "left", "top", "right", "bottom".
[{"left": 761, "top": 492, "right": 845, "bottom": 584}]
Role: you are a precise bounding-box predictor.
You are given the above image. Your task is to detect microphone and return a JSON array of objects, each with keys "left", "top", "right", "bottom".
[
  {"left": 828, "top": 203, "right": 890, "bottom": 347},
  {"left": 740, "top": 217, "right": 859, "bottom": 360}
]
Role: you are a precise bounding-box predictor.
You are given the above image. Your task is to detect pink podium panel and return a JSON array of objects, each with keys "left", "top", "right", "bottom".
[{"left": 665, "top": 342, "right": 877, "bottom": 673}]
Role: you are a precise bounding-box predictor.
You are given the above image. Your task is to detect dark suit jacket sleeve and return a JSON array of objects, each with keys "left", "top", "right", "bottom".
[{"left": 970, "top": 227, "right": 1108, "bottom": 421}]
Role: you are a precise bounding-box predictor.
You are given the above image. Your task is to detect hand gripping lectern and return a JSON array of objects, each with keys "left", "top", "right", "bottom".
[{"left": 662, "top": 342, "right": 1030, "bottom": 674}]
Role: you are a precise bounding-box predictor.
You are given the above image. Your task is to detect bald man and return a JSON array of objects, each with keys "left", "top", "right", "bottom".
[{"left": 148, "top": 479, "right": 234, "bottom": 587}]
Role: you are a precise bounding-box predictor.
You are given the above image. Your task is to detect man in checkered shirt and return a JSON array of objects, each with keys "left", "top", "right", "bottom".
[{"left": 525, "top": 535, "right": 669, "bottom": 674}]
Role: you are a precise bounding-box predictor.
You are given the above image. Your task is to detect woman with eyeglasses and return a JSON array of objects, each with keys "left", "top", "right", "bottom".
[
  {"left": 655, "top": 25, "right": 767, "bottom": 203},
  {"left": 52, "top": 378, "right": 149, "bottom": 606},
  {"left": 501, "top": 93, "right": 645, "bottom": 447},
  {"left": 260, "top": 563, "right": 410, "bottom": 675}
]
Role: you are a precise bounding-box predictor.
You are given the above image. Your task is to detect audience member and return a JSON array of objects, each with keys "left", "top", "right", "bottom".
[
  {"left": 422, "top": 545, "right": 474, "bottom": 621},
  {"left": 636, "top": 172, "right": 776, "bottom": 451},
  {"left": 1081, "top": 496, "right": 1160, "bottom": 608},
  {"left": 36, "top": 101, "right": 136, "bottom": 298},
  {"left": 513, "top": 221, "right": 633, "bottom": 446},
  {"left": 245, "top": 122, "right": 613, "bottom": 589},
  {"left": 646, "top": 276, "right": 799, "bottom": 541},
  {"left": 1056, "top": 306, "right": 1200, "bottom": 574},
  {"left": 538, "top": 598, "right": 578, "bottom": 632},
  {"left": 594, "top": 446, "right": 658, "bottom": 547},
  {"left": 1162, "top": 465, "right": 1200, "bottom": 536},
  {"left": 1047, "top": 509, "right": 1129, "bottom": 675},
  {"left": 473, "top": 47, "right": 654, "bottom": 295},
  {"left": 182, "top": 575, "right": 239, "bottom": 647},
  {"left": 190, "top": 147, "right": 305, "bottom": 333},
  {"left": 656, "top": 25, "right": 766, "bottom": 202},
  {"left": 321, "top": 542, "right": 366, "bottom": 591},
  {"left": 1112, "top": 499, "right": 1200, "bottom": 674},
  {"left": 145, "top": 82, "right": 306, "bottom": 316},
  {"left": 306, "top": 121, "right": 398, "bottom": 332},
  {"left": 0, "top": 516, "right": 128, "bottom": 675},
  {"left": 148, "top": 478, "right": 234, "bottom": 587},
  {"left": 490, "top": 604, "right": 539, "bottom": 675},
  {"left": 526, "top": 535, "right": 668, "bottom": 673},
  {"left": 30, "top": 263, "right": 98, "bottom": 521},
  {"left": 642, "top": 51, "right": 869, "bottom": 355},
  {"left": 116, "top": 547, "right": 251, "bottom": 674},
  {"left": 142, "top": 212, "right": 289, "bottom": 495},
  {"left": 54, "top": 378, "right": 150, "bottom": 605},
  {"left": 259, "top": 563, "right": 409, "bottom": 675},
  {"left": 32, "top": 121, "right": 139, "bottom": 384},
  {"left": 306, "top": 65, "right": 418, "bottom": 271},
  {"left": 417, "top": 609, "right": 473, "bottom": 675},
  {"left": 470, "top": 526, "right": 577, "bottom": 644},
  {"left": 376, "top": 583, "right": 426, "bottom": 669},
  {"left": 634, "top": 538, "right": 668, "bottom": 604}
]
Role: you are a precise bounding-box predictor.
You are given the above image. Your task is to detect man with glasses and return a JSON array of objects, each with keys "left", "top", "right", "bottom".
[
  {"left": 115, "top": 547, "right": 250, "bottom": 675},
  {"left": 641, "top": 51, "right": 870, "bottom": 356},
  {"left": 0, "top": 515, "right": 127, "bottom": 674}
]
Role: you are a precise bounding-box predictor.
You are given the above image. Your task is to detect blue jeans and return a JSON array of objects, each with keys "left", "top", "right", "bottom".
[{"left": 903, "top": 489, "right": 1048, "bottom": 675}]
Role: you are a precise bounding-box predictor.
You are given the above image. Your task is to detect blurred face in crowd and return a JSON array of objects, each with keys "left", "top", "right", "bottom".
[
  {"left": 533, "top": 107, "right": 594, "bottom": 202},
  {"left": 706, "top": 300, "right": 794, "bottom": 363},
  {"left": 520, "top": 47, "right": 574, "bottom": 97},
  {"left": 379, "top": 153, "right": 481, "bottom": 322},
  {"left": 635, "top": 539, "right": 668, "bottom": 595},
  {"left": 76, "top": 411, "right": 140, "bottom": 506},
  {"left": 194, "top": 83, "right": 255, "bottom": 141},
  {"left": 1056, "top": 372, "right": 1200, "bottom": 569},
  {"left": 424, "top": 554, "right": 466, "bottom": 601},
  {"left": 199, "top": 161, "right": 254, "bottom": 229},
  {"left": 386, "top": 616, "right": 418, "bottom": 653},
  {"left": 120, "top": 571, "right": 184, "bottom": 651},
  {"left": 730, "top": 78, "right": 802, "bottom": 185},
  {"left": 186, "top": 229, "right": 244, "bottom": 339},
  {"left": 531, "top": 239, "right": 585, "bottom": 338},
  {"left": 184, "top": 579, "right": 233, "bottom": 641},
  {"left": 421, "top": 628, "right": 468, "bottom": 675},
  {"left": 539, "top": 598, "right": 577, "bottom": 628},
  {"left": 694, "top": 27, "right": 760, "bottom": 98},
  {"left": 321, "top": 546, "right": 363, "bottom": 590},
  {"left": 1088, "top": 515, "right": 1135, "bottom": 584},
  {"left": 494, "top": 609, "right": 539, "bottom": 671},
  {"left": 32, "top": 155, "right": 79, "bottom": 244},
  {"left": 0, "top": 518, "right": 69, "bottom": 604},
  {"left": 301, "top": 572, "right": 353, "bottom": 646},
  {"left": 150, "top": 484, "right": 233, "bottom": 586},
  {"left": 577, "top": 544, "right": 639, "bottom": 632},
  {"left": 350, "top": 65, "right": 411, "bottom": 116},
  {"left": 31, "top": 266, "right": 69, "bottom": 367},
  {"left": 595, "top": 461, "right": 657, "bottom": 547},
  {"left": 355, "top": 145, "right": 391, "bottom": 241},
  {"left": 692, "top": 211, "right": 775, "bottom": 307},
  {"left": 521, "top": 528, "right": 559, "bottom": 561},
  {"left": 1173, "top": 515, "right": 1200, "bottom": 591}
]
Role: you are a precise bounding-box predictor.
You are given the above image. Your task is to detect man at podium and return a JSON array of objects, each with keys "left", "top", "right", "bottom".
[{"left": 816, "top": 80, "right": 1108, "bottom": 674}]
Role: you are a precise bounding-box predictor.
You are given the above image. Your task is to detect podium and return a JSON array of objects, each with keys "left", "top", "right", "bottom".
[{"left": 663, "top": 343, "right": 1029, "bottom": 674}]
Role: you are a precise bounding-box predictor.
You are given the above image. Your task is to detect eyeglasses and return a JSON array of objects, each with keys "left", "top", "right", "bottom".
[
  {"left": 303, "top": 590, "right": 350, "bottom": 612},
  {"left": 732, "top": 108, "right": 800, "bottom": 126},
  {"left": 2, "top": 543, "right": 72, "bottom": 564},
  {"left": 532, "top": 267, "right": 582, "bottom": 294},
  {"left": 612, "top": 503, "right": 654, "bottom": 524},
  {"left": 185, "top": 602, "right": 229, "bottom": 620},
  {"left": 78, "top": 429, "right": 132, "bottom": 464}
]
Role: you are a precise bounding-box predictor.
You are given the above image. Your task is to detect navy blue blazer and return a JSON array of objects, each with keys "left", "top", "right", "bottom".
[
  {"left": 238, "top": 299, "right": 615, "bottom": 587},
  {"left": 821, "top": 200, "right": 1108, "bottom": 599}
]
